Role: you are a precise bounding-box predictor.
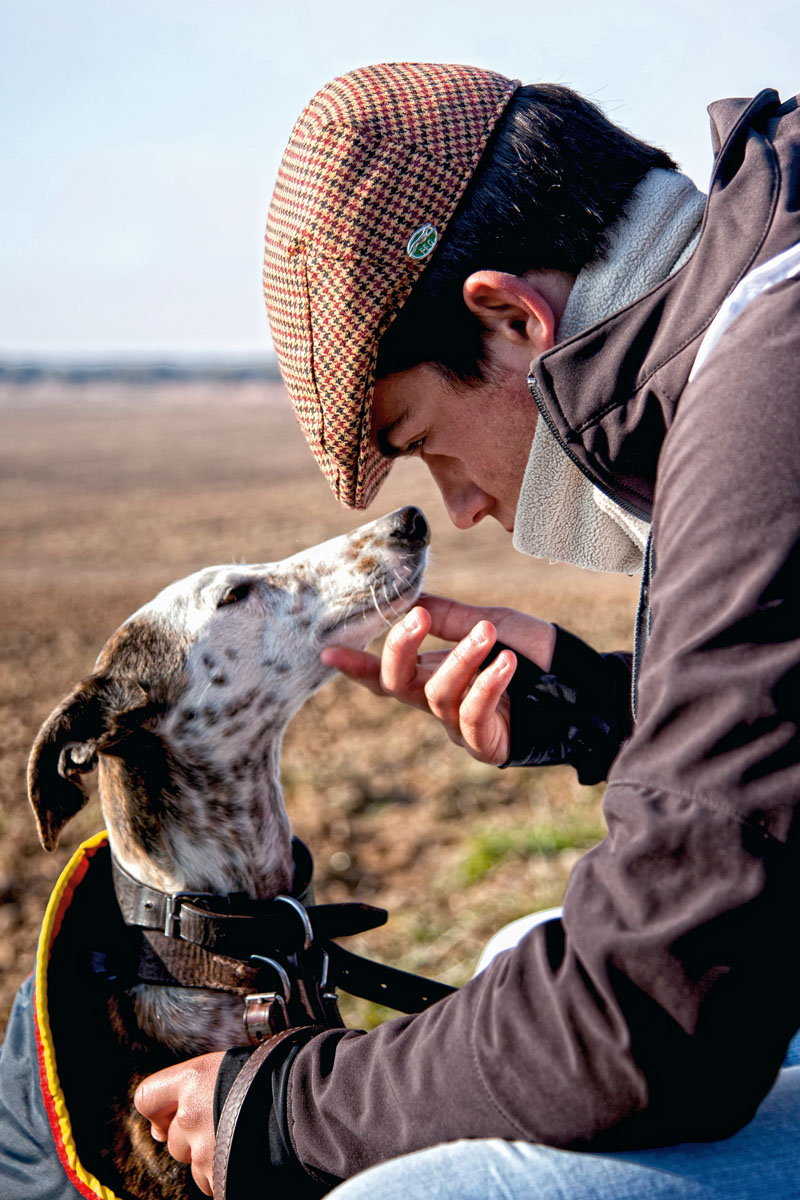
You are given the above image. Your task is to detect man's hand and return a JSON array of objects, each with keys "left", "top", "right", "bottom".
[
  {"left": 321, "top": 594, "right": 556, "bottom": 765},
  {"left": 134, "top": 1051, "right": 224, "bottom": 1196}
]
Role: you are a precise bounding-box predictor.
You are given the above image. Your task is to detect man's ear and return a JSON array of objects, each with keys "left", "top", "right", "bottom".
[{"left": 462, "top": 270, "right": 561, "bottom": 356}]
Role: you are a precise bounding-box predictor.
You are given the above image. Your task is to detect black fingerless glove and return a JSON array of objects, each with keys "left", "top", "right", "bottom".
[
  {"left": 212, "top": 1028, "right": 345, "bottom": 1198},
  {"left": 489, "top": 626, "right": 633, "bottom": 785}
]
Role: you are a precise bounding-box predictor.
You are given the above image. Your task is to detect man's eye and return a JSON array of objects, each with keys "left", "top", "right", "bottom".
[
  {"left": 403, "top": 438, "right": 425, "bottom": 457},
  {"left": 217, "top": 582, "right": 252, "bottom": 607}
]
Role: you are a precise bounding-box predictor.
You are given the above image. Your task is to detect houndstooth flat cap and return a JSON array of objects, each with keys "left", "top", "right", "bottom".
[{"left": 263, "top": 62, "right": 519, "bottom": 507}]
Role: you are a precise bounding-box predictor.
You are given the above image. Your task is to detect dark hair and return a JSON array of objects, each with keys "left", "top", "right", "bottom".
[{"left": 377, "top": 83, "right": 676, "bottom": 384}]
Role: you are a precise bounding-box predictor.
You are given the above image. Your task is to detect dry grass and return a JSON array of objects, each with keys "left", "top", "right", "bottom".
[{"left": 0, "top": 378, "right": 639, "bottom": 1033}]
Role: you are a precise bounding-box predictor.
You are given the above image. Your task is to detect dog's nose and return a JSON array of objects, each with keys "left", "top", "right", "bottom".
[{"left": 389, "top": 506, "right": 429, "bottom": 548}]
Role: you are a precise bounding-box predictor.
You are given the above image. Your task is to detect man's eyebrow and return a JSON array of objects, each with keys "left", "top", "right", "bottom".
[{"left": 375, "top": 408, "right": 410, "bottom": 458}]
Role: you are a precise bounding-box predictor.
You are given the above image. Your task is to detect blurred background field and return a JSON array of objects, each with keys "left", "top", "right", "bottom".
[{"left": 0, "top": 375, "right": 639, "bottom": 1032}]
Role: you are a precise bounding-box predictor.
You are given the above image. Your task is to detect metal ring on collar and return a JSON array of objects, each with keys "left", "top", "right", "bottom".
[
  {"left": 275, "top": 895, "right": 313, "bottom": 951},
  {"left": 249, "top": 955, "right": 292, "bottom": 998}
]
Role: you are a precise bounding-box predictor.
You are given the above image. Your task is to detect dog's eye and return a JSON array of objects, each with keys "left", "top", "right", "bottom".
[{"left": 217, "top": 582, "right": 253, "bottom": 608}]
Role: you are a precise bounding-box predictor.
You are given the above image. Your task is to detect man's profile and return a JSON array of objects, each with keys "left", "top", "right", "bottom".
[{"left": 135, "top": 62, "right": 800, "bottom": 1199}]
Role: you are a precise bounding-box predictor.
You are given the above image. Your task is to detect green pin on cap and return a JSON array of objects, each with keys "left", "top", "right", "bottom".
[{"left": 407, "top": 223, "right": 438, "bottom": 261}]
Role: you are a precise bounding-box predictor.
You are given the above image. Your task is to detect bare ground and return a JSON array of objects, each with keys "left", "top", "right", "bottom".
[{"left": 0, "top": 378, "right": 639, "bottom": 1033}]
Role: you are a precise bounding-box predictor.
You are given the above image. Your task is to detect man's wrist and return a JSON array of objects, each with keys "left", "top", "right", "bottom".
[
  {"left": 213, "top": 1027, "right": 338, "bottom": 1199},
  {"left": 499, "top": 625, "right": 633, "bottom": 783}
]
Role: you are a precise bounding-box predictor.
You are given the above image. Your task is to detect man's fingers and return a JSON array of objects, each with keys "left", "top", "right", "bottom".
[
  {"left": 320, "top": 645, "right": 385, "bottom": 694},
  {"left": 423, "top": 621, "right": 498, "bottom": 724},
  {"left": 134, "top": 1054, "right": 222, "bottom": 1196},
  {"left": 380, "top": 606, "right": 432, "bottom": 696},
  {"left": 191, "top": 1163, "right": 214, "bottom": 1197},
  {"left": 419, "top": 593, "right": 556, "bottom": 672},
  {"left": 458, "top": 650, "right": 516, "bottom": 763},
  {"left": 165, "top": 1129, "right": 193, "bottom": 1166},
  {"left": 416, "top": 594, "right": 491, "bottom": 643},
  {"left": 323, "top": 601, "right": 515, "bottom": 766},
  {"left": 417, "top": 650, "right": 450, "bottom": 670},
  {"left": 134, "top": 1069, "right": 181, "bottom": 1126},
  {"left": 133, "top": 1054, "right": 220, "bottom": 1142}
]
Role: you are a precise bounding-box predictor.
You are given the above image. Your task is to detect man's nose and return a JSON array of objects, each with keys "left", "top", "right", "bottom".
[{"left": 426, "top": 457, "right": 493, "bottom": 529}]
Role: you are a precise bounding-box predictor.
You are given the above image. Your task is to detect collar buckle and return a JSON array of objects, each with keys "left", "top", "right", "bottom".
[
  {"left": 162, "top": 892, "right": 209, "bottom": 939},
  {"left": 244, "top": 956, "right": 293, "bottom": 1043}
]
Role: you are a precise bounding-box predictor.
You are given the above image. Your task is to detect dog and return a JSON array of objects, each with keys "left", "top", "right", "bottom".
[{"left": 2, "top": 506, "right": 429, "bottom": 1200}]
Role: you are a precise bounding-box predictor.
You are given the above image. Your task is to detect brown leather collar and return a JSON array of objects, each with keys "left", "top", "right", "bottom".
[
  {"left": 111, "top": 840, "right": 387, "bottom": 959},
  {"left": 110, "top": 839, "right": 456, "bottom": 1042}
]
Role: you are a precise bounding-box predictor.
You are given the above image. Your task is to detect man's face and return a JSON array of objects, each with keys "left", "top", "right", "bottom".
[{"left": 371, "top": 357, "right": 538, "bottom": 533}]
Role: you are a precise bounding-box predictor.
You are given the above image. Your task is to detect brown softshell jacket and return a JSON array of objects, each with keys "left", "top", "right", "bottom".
[{"left": 286, "top": 89, "right": 800, "bottom": 1179}]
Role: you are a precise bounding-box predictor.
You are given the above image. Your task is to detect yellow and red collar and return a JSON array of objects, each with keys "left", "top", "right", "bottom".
[{"left": 34, "top": 831, "right": 121, "bottom": 1200}]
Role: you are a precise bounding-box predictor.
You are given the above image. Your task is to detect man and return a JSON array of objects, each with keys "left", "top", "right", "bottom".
[{"left": 135, "top": 64, "right": 800, "bottom": 1198}]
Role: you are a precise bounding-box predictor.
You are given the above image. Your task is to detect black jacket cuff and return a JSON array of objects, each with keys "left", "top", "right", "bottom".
[
  {"left": 491, "top": 626, "right": 633, "bottom": 784},
  {"left": 213, "top": 1030, "right": 341, "bottom": 1197}
]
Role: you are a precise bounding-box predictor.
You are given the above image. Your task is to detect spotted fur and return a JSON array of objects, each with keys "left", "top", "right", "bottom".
[{"left": 26, "top": 507, "right": 428, "bottom": 1200}]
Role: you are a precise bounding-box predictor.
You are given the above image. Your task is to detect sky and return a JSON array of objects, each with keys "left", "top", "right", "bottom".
[{"left": 2, "top": 0, "right": 798, "bottom": 362}]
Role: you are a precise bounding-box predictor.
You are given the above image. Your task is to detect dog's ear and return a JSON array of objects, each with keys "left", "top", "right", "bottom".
[{"left": 27, "top": 677, "right": 113, "bottom": 852}]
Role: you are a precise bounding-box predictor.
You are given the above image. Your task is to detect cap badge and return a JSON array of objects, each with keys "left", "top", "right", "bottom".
[{"left": 406, "top": 223, "right": 438, "bottom": 261}]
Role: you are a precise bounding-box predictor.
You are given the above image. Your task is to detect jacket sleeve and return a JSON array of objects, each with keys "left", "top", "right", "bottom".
[
  {"left": 213, "top": 1034, "right": 337, "bottom": 1197},
  {"left": 497, "top": 626, "right": 633, "bottom": 783},
  {"left": 276, "top": 281, "right": 800, "bottom": 1184}
]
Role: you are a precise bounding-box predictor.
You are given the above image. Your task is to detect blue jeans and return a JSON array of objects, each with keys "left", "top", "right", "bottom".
[{"left": 329, "top": 911, "right": 800, "bottom": 1200}]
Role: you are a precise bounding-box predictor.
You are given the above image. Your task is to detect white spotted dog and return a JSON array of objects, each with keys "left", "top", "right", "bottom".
[{"left": 5, "top": 507, "right": 429, "bottom": 1200}]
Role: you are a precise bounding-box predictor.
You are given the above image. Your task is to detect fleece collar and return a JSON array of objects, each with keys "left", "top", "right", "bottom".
[{"left": 514, "top": 168, "right": 705, "bottom": 574}]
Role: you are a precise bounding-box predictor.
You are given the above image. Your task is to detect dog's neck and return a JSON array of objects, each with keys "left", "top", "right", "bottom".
[
  {"left": 98, "top": 728, "right": 295, "bottom": 905},
  {"left": 97, "top": 729, "right": 296, "bottom": 1055}
]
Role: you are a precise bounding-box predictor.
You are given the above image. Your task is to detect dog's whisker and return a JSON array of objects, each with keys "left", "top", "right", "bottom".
[
  {"left": 370, "top": 582, "right": 395, "bottom": 627},
  {"left": 382, "top": 578, "right": 406, "bottom": 619}
]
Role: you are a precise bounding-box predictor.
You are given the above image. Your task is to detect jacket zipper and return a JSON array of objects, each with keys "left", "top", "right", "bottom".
[
  {"left": 527, "top": 373, "right": 651, "bottom": 523},
  {"left": 527, "top": 372, "right": 652, "bottom": 720},
  {"left": 630, "top": 530, "right": 653, "bottom": 722}
]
